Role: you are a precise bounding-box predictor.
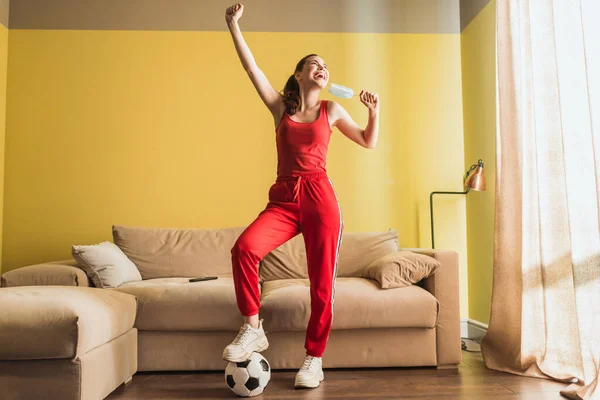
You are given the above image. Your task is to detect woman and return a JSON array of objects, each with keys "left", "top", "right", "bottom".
[{"left": 222, "top": 3, "right": 380, "bottom": 389}]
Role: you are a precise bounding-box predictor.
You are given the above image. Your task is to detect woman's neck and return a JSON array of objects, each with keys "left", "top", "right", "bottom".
[{"left": 298, "top": 87, "right": 320, "bottom": 112}]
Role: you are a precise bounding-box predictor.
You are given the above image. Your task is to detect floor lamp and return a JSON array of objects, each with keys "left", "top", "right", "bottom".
[{"left": 430, "top": 159, "right": 486, "bottom": 249}]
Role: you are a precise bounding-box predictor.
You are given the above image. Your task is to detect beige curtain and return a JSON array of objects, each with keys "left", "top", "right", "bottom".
[{"left": 482, "top": 1, "right": 600, "bottom": 399}]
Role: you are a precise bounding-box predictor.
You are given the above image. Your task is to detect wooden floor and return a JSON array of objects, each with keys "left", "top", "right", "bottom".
[{"left": 107, "top": 350, "right": 569, "bottom": 399}]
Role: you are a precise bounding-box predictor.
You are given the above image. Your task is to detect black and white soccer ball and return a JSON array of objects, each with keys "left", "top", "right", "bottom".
[{"left": 225, "top": 352, "right": 271, "bottom": 397}]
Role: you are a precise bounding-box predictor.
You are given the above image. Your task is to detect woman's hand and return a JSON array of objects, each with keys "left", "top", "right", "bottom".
[
  {"left": 360, "top": 90, "right": 379, "bottom": 112},
  {"left": 226, "top": 3, "right": 244, "bottom": 25}
]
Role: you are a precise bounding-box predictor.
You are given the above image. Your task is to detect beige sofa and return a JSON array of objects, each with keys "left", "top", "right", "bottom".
[
  {"left": 0, "top": 286, "right": 138, "bottom": 400},
  {"left": 1, "top": 225, "right": 461, "bottom": 394}
]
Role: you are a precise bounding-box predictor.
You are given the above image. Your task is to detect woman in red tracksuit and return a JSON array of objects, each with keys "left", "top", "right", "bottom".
[{"left": 222, "top": 3, "right": 380, "bottom": 389}]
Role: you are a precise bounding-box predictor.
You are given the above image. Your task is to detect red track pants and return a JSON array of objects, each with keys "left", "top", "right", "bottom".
[{"left": 231, "top": 172, "right": 343, "bottom": 357}]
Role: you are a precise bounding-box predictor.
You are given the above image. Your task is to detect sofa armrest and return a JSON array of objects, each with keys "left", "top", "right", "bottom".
[
  {"left": 402, "top": 248, "right": 461, "bottom": 368},
  {"left": 0, "top": 260, "right": 91, "bottom": 288}
]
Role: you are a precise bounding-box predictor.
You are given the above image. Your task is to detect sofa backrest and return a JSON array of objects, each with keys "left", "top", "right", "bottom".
[
  {"left": 259, "top": 229, "right": 399, "bottom": 281},
  {"left": 112, "top": 225, "right": 399, "bottom": 281},
  {"left": 112, "top": 225, "right": 246, "bottom": 279}
]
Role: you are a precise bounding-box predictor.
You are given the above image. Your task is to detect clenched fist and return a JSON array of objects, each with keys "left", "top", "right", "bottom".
[
  {"left": 359, "top": 90, "right": 379, "bottom": 112},
  {"left": 225, "top": 3, "right": 244, "bottom": 24}
]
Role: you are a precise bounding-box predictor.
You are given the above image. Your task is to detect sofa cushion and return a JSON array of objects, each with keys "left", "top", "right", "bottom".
[
  {"left": 260, "top": 230, "right": 399, "bottom": 281},
  {"left": 0, "top": 286, "right": 137, "bottom": 360},
  {"left": 259, "top": 277, "right": 438, "bottom": 332},
  {"left": 72, "top": 241, "right": 142, "bottom": 288},
  {"left": 361, "top": 251, "right": 441, "bottom": 289},
  {"left": 113, "top": 277, "right": 245, "bottom": 331},
  {"left": 0, "top": 260, "right": 89, "bottom": 288},
  {"left": 112, "top": 225, "right": 246, "bottom": 279}
]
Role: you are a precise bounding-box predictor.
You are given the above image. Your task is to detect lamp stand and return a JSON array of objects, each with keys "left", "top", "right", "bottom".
[
  {"left": 429, "top": 189, "right": 470, "bottom": 249},
  {"left": 429, "top": 159, "right": 485, "bottom": 249}
]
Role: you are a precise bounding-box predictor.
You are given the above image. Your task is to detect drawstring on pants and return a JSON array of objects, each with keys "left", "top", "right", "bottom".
[
  {"left": 293, "top": 176, "right": 302, "bottom": 202},
  {"left": 276, "top": 172, "right": 328, "bottom": 203}
]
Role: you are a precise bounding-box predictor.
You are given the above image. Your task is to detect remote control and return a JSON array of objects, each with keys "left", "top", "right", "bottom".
[{"left": 189, "top": 276, "right": 218, "bottom": 283}]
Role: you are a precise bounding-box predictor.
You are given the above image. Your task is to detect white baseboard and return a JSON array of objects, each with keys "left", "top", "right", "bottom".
[{"left": 460, "top": 318, "right": 488, "bottom": 341}]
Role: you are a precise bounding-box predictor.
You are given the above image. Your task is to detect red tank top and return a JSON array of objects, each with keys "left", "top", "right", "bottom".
[{"left": 275, "top": 100, "right": 332, "bottom": 178}]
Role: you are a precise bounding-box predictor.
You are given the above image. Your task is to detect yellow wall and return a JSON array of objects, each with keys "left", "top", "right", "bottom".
[
  {"left": 0, "top": 24, "right": 8, "bottom": 274},
  {"left": 3, "top": 30, "right": 469, "bottom": 317},
  {"left": 461, "top": 0, "right": 496, "bottom": 325}
]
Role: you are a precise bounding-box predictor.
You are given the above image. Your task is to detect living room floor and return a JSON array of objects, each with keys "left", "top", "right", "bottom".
[{"left": 107, "top": 350, "right": 568, "bottom": 399}]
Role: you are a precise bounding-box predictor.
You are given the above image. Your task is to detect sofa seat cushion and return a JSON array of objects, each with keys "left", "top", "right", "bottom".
[
  {"left": 113, "top": 277, "right": 244, "bottom": 331},
  {"left": 0, "top": 286, "right": 137, "bottom": 360},
  {"left": 260, "top": 278, "right": 439, "bottom": 332}
]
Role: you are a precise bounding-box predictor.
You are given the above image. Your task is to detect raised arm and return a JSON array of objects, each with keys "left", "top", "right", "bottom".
[
  {"left": 225, "top": 3, "right": 284, "bottom": 116},
  {"left": 328, "top": 91, "right": 380, "bottom": 149}
]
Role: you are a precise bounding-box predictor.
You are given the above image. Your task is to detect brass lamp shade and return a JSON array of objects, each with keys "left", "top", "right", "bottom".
[{"left": 465, "top": 159, "right": 486, "bottom": 191}]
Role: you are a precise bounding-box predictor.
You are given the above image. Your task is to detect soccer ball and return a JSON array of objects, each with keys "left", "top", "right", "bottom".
[{"left": 225, "top": 352, "right": 271, "bottom": 397}]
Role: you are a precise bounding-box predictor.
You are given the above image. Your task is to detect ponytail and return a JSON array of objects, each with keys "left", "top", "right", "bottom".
[{"left": 283, "top": 74, "right": 300, "bottom": 115}]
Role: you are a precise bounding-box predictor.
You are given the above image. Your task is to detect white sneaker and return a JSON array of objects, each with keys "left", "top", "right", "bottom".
[
  {"left": 294, "top": 355, "right": 324, "bottom": 388},
  {"left": 222, "top": 319, "right": 269, "bottom": 362}
]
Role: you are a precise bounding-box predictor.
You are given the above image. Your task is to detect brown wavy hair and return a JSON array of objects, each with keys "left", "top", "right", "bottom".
[{"left": 283, "top": 54, "right": 318, "bottom": 115}]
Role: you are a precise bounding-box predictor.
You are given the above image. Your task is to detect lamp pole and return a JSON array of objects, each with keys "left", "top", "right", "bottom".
[{"left": 429, "top": 189, "right": 470, "bottom": 249}]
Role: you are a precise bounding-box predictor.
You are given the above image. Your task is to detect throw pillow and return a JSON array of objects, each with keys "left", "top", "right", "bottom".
[
  {"left": 361, "top": 250, "right": 440, "bottom": 289},
  {"left": 72, "top": 241, "right": 142, "bottom": 288}
]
